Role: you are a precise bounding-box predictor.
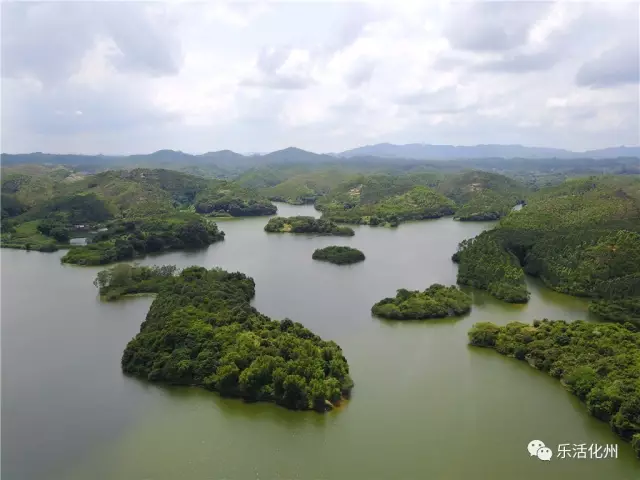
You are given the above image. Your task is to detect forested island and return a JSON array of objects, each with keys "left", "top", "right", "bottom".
[
  {"left": 95, "top": 264, "right": 354, "bottom": 411},
  {"left": 62, "top": 214, "right": 224, "bottom": 265},
  {"left": 312, "top": 246, "right": 365, "bottom": 265},
  {"left": 453, "top": 177, "right": 640, "bottom": 322},
  {"left": 264, "top": 216, "right": 355, "bottom": 236},
  {"left": 468, "top": 320, "right": 640, "bottom": 457},
  {"left": 371, "top": 284, "right": 472, "bottom": 319}
]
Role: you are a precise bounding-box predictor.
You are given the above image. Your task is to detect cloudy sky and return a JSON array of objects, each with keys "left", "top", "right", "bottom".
[{"left": 2, "top": 1, "right": 639, "bottom": 154}]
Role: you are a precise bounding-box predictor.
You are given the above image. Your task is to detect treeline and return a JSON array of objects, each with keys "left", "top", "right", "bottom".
[
  {"left": 95, "top": 265, "right": 354, "bottom": 411},
  {"left": 453, "top": 177, "right": 640, "bottom": 323},
  {"left": 62, "top": 215, "right": 224, "bottom": 265},
  {"left": 468, "top": 320, "right": 640, "bottom": 458},
  {"left": 371, "top": 284, "right": 472, "bottom": 319},
  {"left": 94, "top": 263, "right": 179, "bottom": 300},
  {"left": 264, "top": 216, "right": 355, "bottom": 236}
]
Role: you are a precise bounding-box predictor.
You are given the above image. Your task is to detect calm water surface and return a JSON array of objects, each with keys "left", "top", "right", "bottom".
[{"left": 2, "top": 203, "right": 638, "bottom": 479}]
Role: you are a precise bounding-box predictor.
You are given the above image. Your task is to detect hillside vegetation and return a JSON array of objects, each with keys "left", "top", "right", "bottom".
[
  {"left": 469, "top": 320, "right": 640, "bottom": 457},
  {"left": 262, "top": 169, "right": 357, "bottom": 205},
  {"left": 454, "top": 176, "right": 640, "bottom": 322},
  {"left": 95, "top": 264, "right": 354, "bottom": 411},
  {"left": 437, "top": 171, "right": 527, "bottom": 221},
  {"left": 314, "top": 171, "right": 526, "bottom": 226},
  {"left": 316, "top": 174, "right": 453, "bottom": 227},
  {"left": 1, "top": 167, "right": 275, "bottom": 253}
]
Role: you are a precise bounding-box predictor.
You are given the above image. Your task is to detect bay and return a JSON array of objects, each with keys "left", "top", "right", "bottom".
[{"left": 2, "top": 203, "right": 637, "bottom": 479}]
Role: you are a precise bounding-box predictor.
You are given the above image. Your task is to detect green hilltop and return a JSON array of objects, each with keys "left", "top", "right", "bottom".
[
  {"left": 1, "top": 167, "right": 276, "bottom": 255},
  {"left": 454, "top": 176, "right": 640, "bottom": 322}
]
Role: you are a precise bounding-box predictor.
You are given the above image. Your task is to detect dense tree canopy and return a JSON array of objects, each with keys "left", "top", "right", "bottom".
[
  {"left": 95, "top": 265, "right": 354, "bottom": 411},
  {"left": 454, "top": 177, "right": 640, "bottom": 319},
  {"left": 193, "top": 182, "right": 277, "bottom": 216},
  {"left": 312, "top": 246, "right": 365, "bottom": 265},
  {"left": 264, "top": 216, "right": 355, "bottom": 236},
  {"left": 372, "top": 284, "right": 472, "bottom": 319},
  {"left": 436, "top": 170, "right": 527, "bottom": 221},
  {"left": 468, "top": 320, "right": 640, "bottom": 458},
  {"left": 1, "top": 167, "right": 276, "bottom": 251},
  {"left": 62, "top": 214, "right": 224, "bottom": 265},
  {"left": 318, "top": 183, "right": 455, "bottom": 227},
  {"left": 453, "top": 233, "right": 530, "bottom": 303}
]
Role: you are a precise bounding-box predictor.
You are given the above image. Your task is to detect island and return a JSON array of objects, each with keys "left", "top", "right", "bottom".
[
  {"left": 62, "top": 214, "right": 224, "bottom": 265},
  {"left": 312, "top": 246, "right": 365, "bottom": 265},
  {"left": 468, "top": 320, "right": 640, "bottom": 458},
  {"left": 371, "top": 284, "right": 472, "bottom": 319},
  {"left": 264, "top": 216, "right": 355, "bottom": 236},
  {"left": 94, "top": 264, "right": 354, "bottom": 412}
]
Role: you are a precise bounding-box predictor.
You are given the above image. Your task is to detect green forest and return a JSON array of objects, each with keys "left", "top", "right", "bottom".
[
  {"left": 314, "top": 171, "right": 527, "bottom": 226},
  {"left": 62, "top": 214, "right": 224, "bottom": 265},
  {"left": 468, "top": 320, "right": 640, "bottom": 457},
  {"left": 312, "top": 246, "right": 365, "bottom": 265},
  {"left": 95, "top": 264, "right": 354, "bottom": 411},
  {"left": 1, "top": 166, "right": 275, "bottom": 253},
  {"left": 436, "top": 170, "right": 527, "bottom": 221},
  {"left": 454, "top": 177, "right": 640, "bottom": 322},
  {"left": 371, "top": 284, "right": 472, "bottom": 319},
  {"left": 264, "top": 216, "right": 355, "bottom": 236}
]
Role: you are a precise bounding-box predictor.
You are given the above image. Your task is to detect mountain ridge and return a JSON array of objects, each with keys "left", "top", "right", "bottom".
[
  {"left": 2, "top": 144, "right": 639, "bottom": 168},
  {"left": 337, "top": 143, "right": 640, "bottom": 160}
]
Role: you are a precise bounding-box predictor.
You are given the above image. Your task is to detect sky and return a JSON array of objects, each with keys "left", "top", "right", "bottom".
[{"left": 1, "top": 1, "right": 639, "bottom": 155}]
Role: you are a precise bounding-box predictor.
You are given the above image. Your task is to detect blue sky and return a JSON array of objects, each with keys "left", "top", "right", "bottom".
[{"left": 2, "top": 1, "right": 639, "bottom": 154}]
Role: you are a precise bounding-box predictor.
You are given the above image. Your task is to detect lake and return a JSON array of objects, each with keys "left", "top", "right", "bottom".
[{"left": 2, "top": 203, "right": 638, "bottom": 479}]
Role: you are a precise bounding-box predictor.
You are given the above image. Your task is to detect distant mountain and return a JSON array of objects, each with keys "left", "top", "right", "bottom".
[
  {"left": 581, "top": 146, "right": 640, "bottom": 158},
  {"left": 338, "top": 143, "right": 640, "bottom": 160},
  {"left": 3, "top": 144, "right": 638, "bottom": 172},
  {"left": 260, "top": 147, "right": 334, "bottom": 163},
  {"left": 199, "top": 150, "right": 247, "bottom": 161}
]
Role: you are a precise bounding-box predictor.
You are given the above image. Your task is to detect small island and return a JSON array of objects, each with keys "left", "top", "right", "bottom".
[
  {"left": 312, "top": 246, "right": 365, "bottom": 265},
  {"left": 95, "top": 264, "right": 354, "bottom": 412},
  {"left": 62, "top": 214, "right": 224, "bottom": 266},
  {"left": 264, "top": 216, "right": 354, "bottom": 236},
  {"left": 371, "top": 284, "right": 472, "bottom": 320},
  {"left": 468, "top": 320, "right": 640, "bottom": 458}
]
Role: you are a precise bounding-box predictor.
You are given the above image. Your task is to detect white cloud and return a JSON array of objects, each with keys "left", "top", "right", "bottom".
[{"left": 1, "top": 1, "right": 638, "bottom": 154}]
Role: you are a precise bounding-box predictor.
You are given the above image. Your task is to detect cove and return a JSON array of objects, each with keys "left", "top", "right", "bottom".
[{"left": 2, "top": 203, "right": 638, "bottom": 480}]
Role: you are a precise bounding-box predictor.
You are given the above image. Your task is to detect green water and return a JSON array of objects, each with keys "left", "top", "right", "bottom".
[{"left": 2, "top": 204, "right": 638, "bottom": 479}]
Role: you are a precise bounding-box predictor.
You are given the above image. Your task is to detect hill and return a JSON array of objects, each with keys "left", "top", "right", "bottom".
[
  {"left": 436, "top": 171, "right": 528, "bottom": 220},
  {"left": 1, "top": 167, "right": 276, "bottom": 251},
  {"left": 316, "top": 174, "right": 454, "bottom": 227},
  {"left": 454, "top": 176, "right": 640, "bottom": 320}
]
